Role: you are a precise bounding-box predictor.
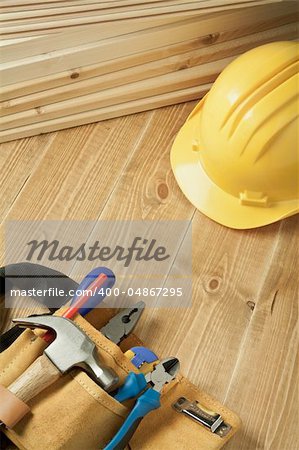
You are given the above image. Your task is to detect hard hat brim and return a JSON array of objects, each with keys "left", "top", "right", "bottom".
[{"left": 170, "top": 106, "right": 299, "bottom": 230}]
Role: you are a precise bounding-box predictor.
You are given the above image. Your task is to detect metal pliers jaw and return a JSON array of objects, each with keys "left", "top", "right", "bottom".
[
  {"left": 100, "top": 301, "right": 145, "bottom": 344},
  {"left": 145, "top": 357, "right": 179, "bottom": 392}
]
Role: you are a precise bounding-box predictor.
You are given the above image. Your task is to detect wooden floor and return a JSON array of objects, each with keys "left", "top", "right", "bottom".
[{"left": 0, "top": 102, "right": 298, "bottom": 450}]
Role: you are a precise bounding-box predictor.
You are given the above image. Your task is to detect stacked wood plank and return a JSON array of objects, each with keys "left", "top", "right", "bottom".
[
  {"left": 0, "top": 0, "right": 283, "bottom": 38},
  {"left": 0, "top": 1, "right": 298, "bottom": 143}
]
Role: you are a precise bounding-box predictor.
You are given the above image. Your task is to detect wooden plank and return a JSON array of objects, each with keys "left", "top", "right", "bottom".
[
  {"left": 0, "top": 0, "right": 173, "bottom": 10},
  {"left": 222, "top": 216, "right": 298, "bottom": 449},
  {"left": 1, "top": 3, "right": 295, "bottom": 86},
  {"left": 0, "top": 15, "right": 183, "bottom": 63},
  {"left": 0, "top": 110, "right": 156, "bottom": 302},
  {"left": 0, "top": 56, "right": 233, "bottom": 128},
  {"left": 0, "top": 5, "right": 241, "bottom": 35},
  {"left": 0, "top": 0, "right": 194, "bottom": 19},
  {"left": 3, "top": 5, "right": 292, "bottom": 102},
  {"left": 1, "top": 36, "right": 245, "bottom": 132},
  {"left": 180, "top": 214, "right": 281, "bottom": 392},
  {"left": 1, "top": 1, "right": 99, "bottom": 12},
  {"left": 1, "top": 22, "right": 295, "bottom": 116},
  {"left": 0, "top": 1, "right": 285, "bottom": 39},
  {"left": 0, "top": 2, "right": 291, "bottom": 59},
  {"left": 0, "top": 113, "right": 153, "bottom": 225},
  {"left": 0, "top": 0, "right": 264, "bottom": 23},
  {"left": 0, "top": 84, "right": 211, "bottom": 142},
  {"left": 1, "top": 0, "right": 146, "bottom": 5},
  {"left": 0, "top": 15, "right": 214, "bottom": 85},
  {"left": 0, "top": 0, "right": 226, "bottom": 14},
  {"left": 0, "top": 0, "right": 254, "bottom": 20},
  {"left": 0, "top": 36, "right": 42, "bottom": 46},
  {"left": 0, "top": 0, "right": 265, "bottom": 7},
  {"left": 1, "top": 2, "right": 204, "bottom": 26},
  {"left": 0, "top": 135, "right": 57, "bottom": 222},
  {"left": 0, "top": 36, "right": 205, "bottom": 101}
]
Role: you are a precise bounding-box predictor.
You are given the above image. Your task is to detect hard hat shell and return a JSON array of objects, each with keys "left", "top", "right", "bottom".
[{"left": 171, "top": 41, "right": 299, "bottom": 229}]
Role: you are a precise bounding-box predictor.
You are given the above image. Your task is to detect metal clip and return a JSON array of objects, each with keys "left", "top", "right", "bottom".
[{"left": 172, "top": 397, "right": 232, "bottom": 437}]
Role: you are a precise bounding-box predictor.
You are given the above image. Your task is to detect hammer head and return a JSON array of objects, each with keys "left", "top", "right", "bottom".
[{"left": 12, "top": 315, "right": 118, "bottom": 391}]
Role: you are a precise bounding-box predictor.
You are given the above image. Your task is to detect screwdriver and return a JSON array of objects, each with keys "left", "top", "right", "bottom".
[{"left": 43, "top": 267, "right": 115, "bottom": 342}]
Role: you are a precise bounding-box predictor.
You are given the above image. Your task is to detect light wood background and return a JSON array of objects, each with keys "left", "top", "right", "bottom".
[{"left": 0, "top": 102, "right": 298, "bottom": 449}]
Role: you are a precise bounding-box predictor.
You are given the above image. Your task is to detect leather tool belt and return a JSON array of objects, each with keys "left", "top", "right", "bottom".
[{"left": 0, "top": 263, "right": 241, "bottom": 450}]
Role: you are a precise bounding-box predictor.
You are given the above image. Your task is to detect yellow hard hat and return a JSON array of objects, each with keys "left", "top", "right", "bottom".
[{"left": 171, "top": 41, "right": 299, "bottom": 229}]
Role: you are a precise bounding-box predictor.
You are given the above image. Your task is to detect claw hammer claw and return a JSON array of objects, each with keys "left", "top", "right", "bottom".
[{"left": 0, "top": 314, "right": 118, "bottom": 428}]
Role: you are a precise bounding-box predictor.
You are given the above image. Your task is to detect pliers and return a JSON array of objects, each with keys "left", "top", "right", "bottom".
[
  {"left": 100, "top": 301, "right": 145, "bottom": 345},
  {"left": 104, "top": 357, "right": 180, "bottom": 450}
]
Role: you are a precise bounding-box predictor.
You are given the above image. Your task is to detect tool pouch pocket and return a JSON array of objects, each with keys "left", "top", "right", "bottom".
[{"left": 0, "top": 308, "right": 241, "bottom": 450}]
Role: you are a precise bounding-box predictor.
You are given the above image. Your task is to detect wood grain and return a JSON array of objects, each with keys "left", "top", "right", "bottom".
[
  {"left": 3, "top": 7, "right": 292, "bottom": 101},
  {"left": 1, "top": 3, "right": 294, "bottom": 86},
  {"left": 0, "top": 57, "right": 231, "bottom": 129},
  {"left": 0, "top": 15, "right": 182, "bottom": 63},
  {"left": 0, "top": 102, "right": 298, "bottom": 450},
  {"left": 1, "top": 22, "right": 295, "bottom": 116},
  {"left": 8, "top": 354, "right": 60, "bottom": 403},
  {"left": 1, "top": 2, "right": 289, "bottom": 65},
  {"left": 0, "top": 134, "right": 57, "bottom": 220},
  {"left": 0, "top": 0, "right": 268, "bottom": 24},
  {"left": 0, "top": 84, "right": 212, "bottom": 142},
  {"left": 0, "top": 1, "right": 280, "bottom": 39}
]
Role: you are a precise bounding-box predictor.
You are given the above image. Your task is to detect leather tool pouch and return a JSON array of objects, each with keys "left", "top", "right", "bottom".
[{"left": 0, "top": 307, "right": 241, "bottom": 450}]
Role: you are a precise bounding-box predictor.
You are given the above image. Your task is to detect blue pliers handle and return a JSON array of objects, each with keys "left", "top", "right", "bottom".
[
  {"left": 114, "top": 372, "right": 147, "bottom": 403},
  {"left": 104, "top": 388, "right": 160, "bottom": 450},
  {"left": 104, "top": 357, "right": 180, "bottom": 450}
]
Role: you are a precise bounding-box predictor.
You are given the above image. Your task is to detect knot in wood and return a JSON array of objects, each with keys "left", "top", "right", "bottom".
[
  {"left": 203, "top": 33, "right": 220, "bottom": 45},
  {"left": 70, "top": 71, "right": 80, "bottom": 79},
  {"left": 156, "top": 182, "right": 169, "bottom": 201},
  {"left": 209, "top": 278, "right": 219, "bottom": 290},
  {"left": 247, "top": 301, "right": 255, "bottom": 311},
  {"left": 203, "top": 275, "right": 222, "bottom": 293}
]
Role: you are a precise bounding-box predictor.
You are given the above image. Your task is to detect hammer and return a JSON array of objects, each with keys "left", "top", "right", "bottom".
[{"left": 0, "top": 315, "right": 119, "bottom": 428}]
